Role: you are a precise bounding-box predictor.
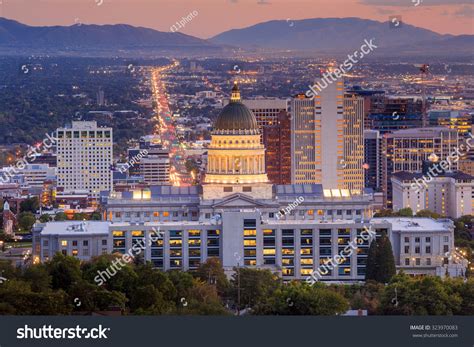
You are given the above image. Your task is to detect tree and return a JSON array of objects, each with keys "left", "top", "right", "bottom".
[
  {"left": 20, "top": 197, "right": 39, "bottom": 213},
  {"left": 90, "top": 212, "right": 102, "bottom": 220},
  {"left": 22, "top": 264, "right": 52, "bottom": 292},
  {"left": 54, "top": 212, "right": 67, "bottom": 221},
  {"left": 130, "top": 284, "right": 174, "bottom": 314},
  {"left": 39, "top": 214, "right": 52, "bottom": 223},
  {"left": 46, "top": 253, "right": 82, "bottom": 290},
  {"left": 73, "top": 213, "right": 88, "bottom": 221},
  {"left": 415, "top": 209, "right": 441, "bottom": 219},
  {"left": 194, "top": 258, "right": 230, "bottom": 296},
  {"left": 397, "top": 207, "right": 413, "bottom": 217},
  {"left": 365, "top": 238, "right": 378, "bottom": 281},
  {"left": 379, "top": 274, "right": 463, "bottom": 315},
  {"left": 230, "top": 268, "right": 280, "bottom": 308},
  {"left": 182, "top": 279, "right": 229, "bottom": 315},
  {"left": 18, "top": 212, "right": 36, "bottom": 232},
  {"left": 365, "top": 232, "right": 396, "bottom": 283},
  {"left": 252, "top": 282, "right": 349, "bottom": 315},
  {"left": 377, "top": 233, "right": 397, "bottom": 283}
]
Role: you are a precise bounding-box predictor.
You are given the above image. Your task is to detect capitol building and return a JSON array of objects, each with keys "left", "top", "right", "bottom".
[{"left": 33, "top": 85, "right": 466, "bottom": 282}]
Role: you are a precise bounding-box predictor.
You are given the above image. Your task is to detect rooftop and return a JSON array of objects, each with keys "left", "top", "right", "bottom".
[
  {"left": 371, "top": 217, "right": 453, "bottom": 232},
  {"left": 392, "top": 171, "right": 474, "bottom": 181},
  {"left": 39, "top": 221, "right": 110, "bottom": 236},
  {"left": 386, "top": 127, "right": 457, "bottom": 138}
]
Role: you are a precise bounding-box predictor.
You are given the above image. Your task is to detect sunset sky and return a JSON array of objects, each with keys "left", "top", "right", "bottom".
[{"left": 0, "top": 0, "right": 472, "bottom": 38}]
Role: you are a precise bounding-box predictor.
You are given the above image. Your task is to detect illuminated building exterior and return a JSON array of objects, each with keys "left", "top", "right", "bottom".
[
  {"left": 383, "top": 127, "right": 459, "bottom": 207},
  {"left": 343, "top": 93, "right": 365, "bottom": 191},
  {"left": 262, "top": 111, "right": 292, "bottom": 185},
  {"left": 56, "top": 121, "right": 113, "bottom": 198},
  {"left": 203, "top": 83, "right": 272, "bottom": 200},
  {"left": 364, "top": 130, "right": 382, "bottom": 191},
  {"left": 291, "top": 79, "right": 364, "bottom": 190},
  {"left": 391, "top": 170, "right": 474, "bottom": 218},
  {"left": 139, "top": 147, "right": 170, "bottom": 186},
  {"left": 429, "top": 110, "right": 472, "bottom": 135},
  {"left": 33, "top": 85, "right": 466, "bottom": 281},
  {"left": 237, "top": 98, "right": 289, "bottom": 129},
  {"left": 364, "top": 97, "right": 423, "bottom": 135}
]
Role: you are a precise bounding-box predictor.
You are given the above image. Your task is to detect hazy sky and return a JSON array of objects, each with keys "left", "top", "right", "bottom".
[{"left": 0, "top": 0, "right": 472, "bottom": 38}]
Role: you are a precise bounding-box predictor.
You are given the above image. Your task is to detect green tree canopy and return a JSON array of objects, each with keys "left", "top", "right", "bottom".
[
  {"left": 365, "top": 232, "right": 396, "bottom": 283},
  {"left": 18, "top": 212, "right": 36, "bottom": 232}
]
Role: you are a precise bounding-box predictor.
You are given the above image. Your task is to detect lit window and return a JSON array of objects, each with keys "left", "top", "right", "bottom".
[
  {"left": 153, "top": 212, "right": 160, "bottom": 217},
  {"left": 132, "top": 231, "right": 144, "bottom": 237},
  {"left": 263, "top": 249, "right": 275, "bottom": 255},
  {"left": 61, "top": 240, "right": 67, "bottom": 247},
  {"left": 163, "top": 212, "right": 169, "bottom": 217},
  {"left": 244, "top": 229, "right": 257, "bottom": 236},
  {"left": 244, "top": 240, "right": 256, "bottom": 246},
  {"left": 113, "top": 231, "right": 124, "bottom": 237}
]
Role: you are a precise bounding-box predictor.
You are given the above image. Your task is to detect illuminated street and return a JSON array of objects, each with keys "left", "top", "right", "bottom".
[{"left": 150, "top": 61, "right": 192, "bottom": 186}]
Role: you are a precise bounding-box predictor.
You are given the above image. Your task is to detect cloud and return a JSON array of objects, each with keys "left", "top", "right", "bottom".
[
  {"left": 360, "top": 0, "right": 472, "bottom": 6},
  {"left": 453, "top": 5, "right": 474, "bottom": 17}
]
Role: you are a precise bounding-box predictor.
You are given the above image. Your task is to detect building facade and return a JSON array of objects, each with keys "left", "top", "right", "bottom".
[
  {"left": 383, "top": 127, "right": 459, "bottom": 207},
  {"left": 391, "top": 171, "right": 474, "bottom": 218},
  {"left": 262, "top": 111, "right": 291, "bottom": 185},
  {"left": 291, "top": 80, "right": 364, "bottom": 190},
  {"left": 364, "top": 129, "right": 382, "bottom": 191},
  {"left": 56, "top": 121, "right": 113, "bottom": 197}
]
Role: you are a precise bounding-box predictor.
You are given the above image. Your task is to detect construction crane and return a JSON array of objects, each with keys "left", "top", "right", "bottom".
[{"left": 414, "top": 63, "right": 430, "bottom": 127}]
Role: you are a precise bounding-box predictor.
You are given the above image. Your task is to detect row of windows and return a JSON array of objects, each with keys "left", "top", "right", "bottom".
[{"left": 58, "top": 239, "right": 107, "bottom": 247}]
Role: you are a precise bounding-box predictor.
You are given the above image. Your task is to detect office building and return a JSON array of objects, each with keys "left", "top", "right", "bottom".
[
  {"left": 364, "top": 130, "right": 382, "bottom": 191},
  {"left": 366, "top": 97, "right": 424, "bottom": 134},
  {"left": 291, "top": 79, "right": 364, "bottom": 190},
  {"left": 262, "top": 111, "right": 291, "bottom": 185},
  {"left": 391, "top": 169, "right": 474, "bottom": 218},
  {"left": 56, "top": 121, "right": 113, "bottom": 197},
  {"left": 343, "top": 93, "right": 365, "bottom": 191},
  {"left": 239, "top": 98, "right": 289, "bottom": 129},
  {"left": 383, "top": 127, "right": 459, "bottom": 207},
  {"left": 429, "top": 110, "right": 472, "bottom": 135},
  {"left": 32, "top": 221, "right": 110, "bottom": 263},
  {"left": 21, "top": 164, "right": 56, "bottom": 188},
  {"left": 371, "top": 218, "right": 466, "bottom": 278},
  {"left": 139, "top": 147, "right": 171, "bottom": 185}
]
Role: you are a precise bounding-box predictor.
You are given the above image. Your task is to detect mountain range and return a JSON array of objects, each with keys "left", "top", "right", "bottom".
[
  {"left": 0, "top": 17, "right": 472, "bottom": 56},
  {"left": 211, "top": 18, "right": 473, "bottom": 56}
]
